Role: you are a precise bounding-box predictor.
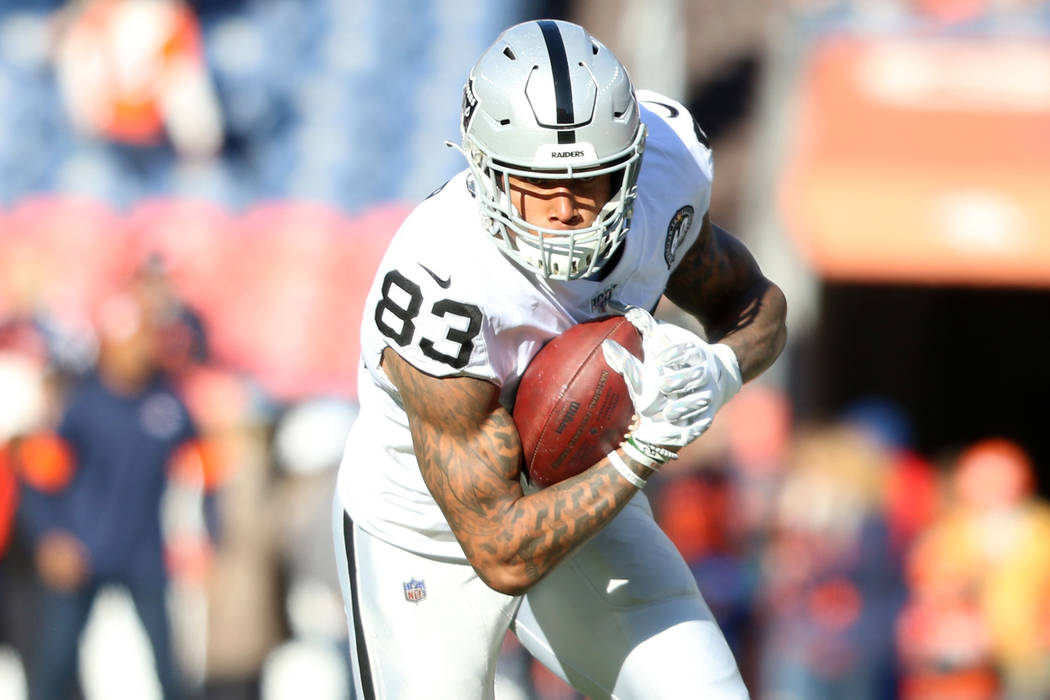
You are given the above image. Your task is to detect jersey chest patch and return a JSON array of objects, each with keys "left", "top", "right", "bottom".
[{"left": 664, "top": 205, "right": 694, "bottom": 269}]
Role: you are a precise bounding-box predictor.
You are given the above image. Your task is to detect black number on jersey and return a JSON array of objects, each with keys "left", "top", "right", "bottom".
[
  {"left": 420, "top": 299, "right": 482, "bottom": 368},
  {"left": 375, "top": 270, "right": 421, "bottom": 346},
  {"left": 375, "top": 270, "right": 482, "bottom": 370}
]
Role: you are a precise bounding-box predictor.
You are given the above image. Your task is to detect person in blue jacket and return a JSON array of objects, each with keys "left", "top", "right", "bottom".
[{"left": 18, "top": 293, "right": 213, "bottom": 700}]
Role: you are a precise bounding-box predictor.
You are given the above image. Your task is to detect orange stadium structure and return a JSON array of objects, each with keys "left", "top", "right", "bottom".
[{"left": 780, "top": 35, "right": 1050, "bottom": 289}]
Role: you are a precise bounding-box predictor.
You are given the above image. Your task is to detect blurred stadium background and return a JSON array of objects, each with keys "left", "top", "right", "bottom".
[{"left": 1, "top": 0, "right": 1049, "bottom": 699}]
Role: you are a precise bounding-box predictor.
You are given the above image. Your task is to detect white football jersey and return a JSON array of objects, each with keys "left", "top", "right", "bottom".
[{"left": 337, "top": 91, "right": 714, "bottom": 561}]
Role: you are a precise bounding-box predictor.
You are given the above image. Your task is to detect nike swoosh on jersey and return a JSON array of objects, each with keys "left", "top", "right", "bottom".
[
  {"left": 643, "top": 98, "right": 709, "bottom": 147},
  {"left": 418, "top": 263, "right": 451, "bottom": 288},
  {"left": 643, "top": 99, "right": 679, "bottom": 118}
]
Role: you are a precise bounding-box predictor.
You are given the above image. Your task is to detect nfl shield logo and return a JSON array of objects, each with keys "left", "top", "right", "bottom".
[{"left": 403, "top": 579, "right": 426, "bottom": 603}]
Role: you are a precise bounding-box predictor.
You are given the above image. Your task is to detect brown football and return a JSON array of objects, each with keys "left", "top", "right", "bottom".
[{"left": 513, "top": 315, "right": 642, "bottom": 488}]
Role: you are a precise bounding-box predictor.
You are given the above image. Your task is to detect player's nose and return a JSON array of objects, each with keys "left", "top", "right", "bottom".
[{"left": 548, "top": 187, "right": 580, "bottom": 226}]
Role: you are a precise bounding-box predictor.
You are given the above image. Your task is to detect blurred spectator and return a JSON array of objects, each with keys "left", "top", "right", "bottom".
[
  {"left": 0, "top": 328, "right": 73, "bottom": 696},
  {"left": 0, "top": 350, "right": 52, "bottom": 562},
  {"left": 271, "top": 398, "right": 358, "bottom": 626},
  {"left": 15, "top": 292, "right": 217, "bottom": 700},
  {"left": 53, "top": 0, "right": 224, "bottom": 160},
  {"left": 896, "top": 509, "right": 1000, "bottom": 700},
  {"left": 841, "top": 398, "right": 941, "bottom": 557},
  {"left": 898, "top": 439, "right": 1050, "bottom": 700},
  {"left": 758, "top": 424, "right": 902, "bottom": 700},
  {"left": 0, "top": 447, "right": 14, "bottom": 562},
  {"left": 0, "top": 432, "right": 18, "bottom": 656},
  {"left": 194, "top": 384, "right": 284, "bottom": 700},
  {"left": 131, "top": 252, "right": 210, "bottom": 376},
  {"left": 263, "top": 398, "right": 363, "bottom": 700},
  {"left": 720, "top": 383, "right": 794, "bottom": 548}
]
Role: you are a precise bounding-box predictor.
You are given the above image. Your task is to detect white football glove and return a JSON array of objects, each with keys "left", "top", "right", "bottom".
[{"left": 601, "top": 306, "right": 743, "bottom": 466}]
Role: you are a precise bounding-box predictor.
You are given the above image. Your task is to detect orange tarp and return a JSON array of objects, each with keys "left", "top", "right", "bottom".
[{"left": 779, "top": 36, "right": 1050, "bottom": 287}]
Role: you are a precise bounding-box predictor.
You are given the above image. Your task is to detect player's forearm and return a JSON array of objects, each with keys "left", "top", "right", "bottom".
[
  {"left": 706, "top": 278, "right": 787, "bottom": 383},
  {"left": 478, "top": 455, "right": 645, "bottom": 595},
  {"left": 416, "top": 415, "right": 640, "bottom": 595},
  {"left": 387, "top": 347, "right": 646, "bottom": 594}
]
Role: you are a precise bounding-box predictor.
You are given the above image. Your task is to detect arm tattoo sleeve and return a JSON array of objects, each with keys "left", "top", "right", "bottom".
[{"left": 381, "top": 348, "right": 642, "bottom": 593}]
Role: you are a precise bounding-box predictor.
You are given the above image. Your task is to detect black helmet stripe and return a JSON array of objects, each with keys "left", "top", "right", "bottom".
[{"left": 537, "top": 20, "right": 576, "bottom": 145}]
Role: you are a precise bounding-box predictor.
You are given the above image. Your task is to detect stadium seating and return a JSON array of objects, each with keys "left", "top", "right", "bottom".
[{"left": 0, "top": 0, "right": 527, "bottom": 400}]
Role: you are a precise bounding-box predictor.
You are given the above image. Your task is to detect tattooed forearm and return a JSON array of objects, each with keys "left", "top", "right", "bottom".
[
  {"left": 382, "top": 348, "right": 642, "bottom": 595},
  {"left": 486, "top": 463, "right": 627, "bottom": 589},
  {"left": 665, "top": 217, "right": 787, "bottom": 382}
]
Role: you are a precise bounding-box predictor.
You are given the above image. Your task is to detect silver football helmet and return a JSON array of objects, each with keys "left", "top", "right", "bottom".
[{"left": 458, "top": 19, "right": 646, "bottom": 280}]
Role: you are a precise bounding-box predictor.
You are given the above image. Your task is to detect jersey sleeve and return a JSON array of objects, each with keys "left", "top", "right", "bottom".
[
  {"left": 635, "top": 90, "right": 715, "bottom": 274},
  {"left": 636, "top": 89, "right": 714, "bottom": 180}
]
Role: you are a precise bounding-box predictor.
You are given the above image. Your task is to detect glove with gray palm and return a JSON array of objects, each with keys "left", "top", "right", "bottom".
[{"left": 601, "top": 306, "right": 741, "bottom": 467}]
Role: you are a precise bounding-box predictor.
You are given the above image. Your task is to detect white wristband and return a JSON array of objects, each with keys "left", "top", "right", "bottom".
[
  {"left": 621, "top": 437, "right": 672, "bottom": 468},
  {"left": 710, "top": 342, "right": 743, "bottom": 398},
  {"left": 607, "top": 450, "right": 648, "bottom": 489}
]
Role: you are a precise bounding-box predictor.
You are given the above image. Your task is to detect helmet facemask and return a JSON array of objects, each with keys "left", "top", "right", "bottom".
[{"left": 463, "top": 129, "right": 645, "bottom": 280}]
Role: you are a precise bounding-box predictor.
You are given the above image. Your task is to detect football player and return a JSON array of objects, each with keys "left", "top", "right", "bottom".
[{"left": 333, "top": 19, "right": 786, "bottom": 700}]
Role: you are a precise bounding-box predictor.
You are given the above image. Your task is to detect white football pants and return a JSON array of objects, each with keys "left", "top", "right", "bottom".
[{"left": 333, "top": 491, "right": 749, "bottom": 700}]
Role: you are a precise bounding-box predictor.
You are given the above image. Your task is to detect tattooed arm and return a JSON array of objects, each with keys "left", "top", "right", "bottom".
[
  {"left": 381, "top": 347, "right": 647, "bottom": 596},
  {"left": 664, "top": 213, "right": 787, "bottom": 382}
]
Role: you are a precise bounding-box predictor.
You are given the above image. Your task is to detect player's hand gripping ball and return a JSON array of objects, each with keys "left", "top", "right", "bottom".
[{"left": 513, "top": 316, "right": 643, "bottom": 487}]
